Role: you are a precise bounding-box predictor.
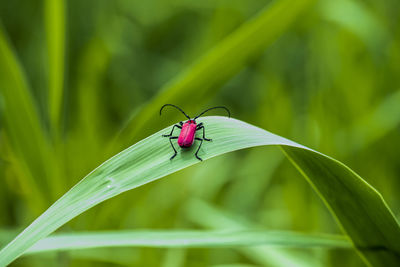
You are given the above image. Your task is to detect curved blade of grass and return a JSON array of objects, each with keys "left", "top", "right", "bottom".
[
  {"left": 23, "top": 230, "right": 350, "bottom": 255},
  {"left": 0, "top": 116, "right": 399, "bottom": 266},
  {"left": 281, "top": 147, "right": 400, "bottom": 266}
]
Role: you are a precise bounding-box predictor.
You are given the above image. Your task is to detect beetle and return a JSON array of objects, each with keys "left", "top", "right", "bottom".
[{"left": 160, "top": 104, "right": 230, "bottom": 161}]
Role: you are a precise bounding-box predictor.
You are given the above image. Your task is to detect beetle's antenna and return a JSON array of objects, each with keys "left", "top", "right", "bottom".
[
  {"left": 194, "top": 106, "right": 231, "bottom": 120},
  {"left": 160, "top": 104, "right": 191, "bottom": 120}
]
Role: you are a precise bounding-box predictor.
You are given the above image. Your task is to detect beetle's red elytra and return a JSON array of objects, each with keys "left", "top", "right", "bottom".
[
  {"left": 177, "top": 120, "right": 197, "bottom": 148},
  {"left": 160, "top": 104, "right": 230, "bottom": 161}
]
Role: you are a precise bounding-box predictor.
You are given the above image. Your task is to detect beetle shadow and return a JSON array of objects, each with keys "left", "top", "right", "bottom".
[
  {"left": 179, "top": 146, "right": 195, "bottom": 159},
  {"left": 178, "top": 142, "right": 203, "bottom": 161}
]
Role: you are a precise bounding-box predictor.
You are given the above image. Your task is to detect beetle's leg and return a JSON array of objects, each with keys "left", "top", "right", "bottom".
[
  {"left": 179, "top": 121, "right": 184, "bottom": 126},
  {"left": 195, "top": 122, "right": 203, "bottom": 129},
  {"left": 196, "top": 123, "right": 212, "bottom": 141},
  {"left": 162, "top": 124, "right": 182, "bottom": 137},
  {"left": 194, "top": 137, "right": 204, "bottom": 161},
  {"left": 168, "top": 136, "right": 178, "bottom": 160}
]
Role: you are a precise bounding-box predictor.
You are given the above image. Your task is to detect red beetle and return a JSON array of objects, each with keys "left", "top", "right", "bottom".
[{"left": 160, "top": 104, "right": 230, "bottom": 161}]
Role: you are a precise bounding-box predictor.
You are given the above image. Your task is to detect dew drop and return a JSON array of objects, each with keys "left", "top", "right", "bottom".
[{"left": 105, "top": 176, "right": 116, "bottom": 189}]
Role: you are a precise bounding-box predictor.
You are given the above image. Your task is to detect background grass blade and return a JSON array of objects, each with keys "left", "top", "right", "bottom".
[
  {"left": 45, "top": 0, "right": 65, "bottom": 132},
  {"left": 23, "top": 230, "right": 350, "bottom": 255},
  {"left": 0, "top": 116, "right": 399, "bottom": 266},
  {"left": 0, "top": 23, "right": 58, "bottom": 210},
  {"left": 337, "top": 90, "right": 400, "bottom": 154},
  {"left": 185, "top": 198, "right": 324, "bottom": 267}
]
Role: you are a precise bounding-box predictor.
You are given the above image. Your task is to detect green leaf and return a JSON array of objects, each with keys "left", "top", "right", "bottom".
[
  {"left": 23, "top": 230, "right": 350, "bottom": 255},
  {"left": 282, "top": 147, "right": 400, "bottom": 266},
  {"left": 45, "top": 0, "right": 65, "bottom": 132},
  {"left": 0, "top": 116, "right": 399, "bottom": 266},
  {"left": 0, "top": 23, "right": 59, "bottom": 210}
]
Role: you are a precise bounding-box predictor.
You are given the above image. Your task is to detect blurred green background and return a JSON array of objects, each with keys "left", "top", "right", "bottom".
[{"left": 1, "top": 0, "right": 400, "bottom": 266}]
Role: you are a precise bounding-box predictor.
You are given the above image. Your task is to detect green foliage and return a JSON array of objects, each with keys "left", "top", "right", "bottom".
[
  {"left": 115, "top": 0, "right": 315, "bottom": 145},
  {"left": 0, "top": 24, "right": 59, "bottom": 210},
  {"left": 24, "top": 230, "right": 350, "bottom": 254},
  {"left": 283, "top": 147, "right": 400, "bottom": 266},
  {"left": 1, "top": 117, "right": 399, "bottom": 266},
  {"left": 44, "top": 0, "right": 65, "bottom": 132},
  {"left": 1, "top": 0, "right": 400, "bottom": 266}
]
